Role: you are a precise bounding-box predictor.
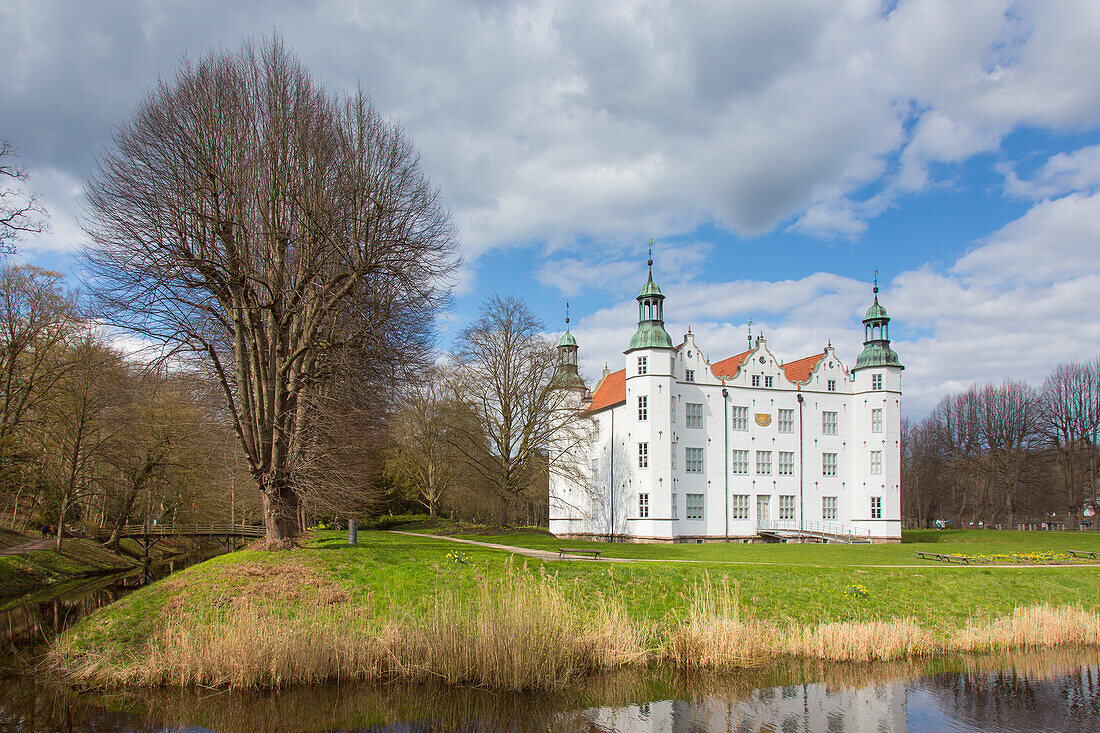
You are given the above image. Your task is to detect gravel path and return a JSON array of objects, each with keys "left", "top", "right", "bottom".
[{"left": 0, "top": 538, "right": 55, "bottom": 556}]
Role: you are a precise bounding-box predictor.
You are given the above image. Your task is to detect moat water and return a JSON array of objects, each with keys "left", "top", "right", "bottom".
[{"left": 1, "top": 554, "right": 1098, "bottom": 732}]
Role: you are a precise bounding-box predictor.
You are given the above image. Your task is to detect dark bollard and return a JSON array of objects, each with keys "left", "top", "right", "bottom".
[{"left": 348, "top": 518, "right": 358, "bottom": 546}]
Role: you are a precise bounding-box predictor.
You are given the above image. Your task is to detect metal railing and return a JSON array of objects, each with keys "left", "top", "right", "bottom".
[
  {"left": 118, "top": 524, "right": 266, "bottom": 538},
  {"left": 757, "top": 519, "right": 872, "bottom": 540}
]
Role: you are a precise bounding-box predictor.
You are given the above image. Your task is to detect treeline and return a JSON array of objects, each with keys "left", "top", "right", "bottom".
[
  {"left": 0, "top": 264, "right": 257, "bottom": 548},
  {"left": 902, "top": 359, "right": 1100, "bottom": 530}
]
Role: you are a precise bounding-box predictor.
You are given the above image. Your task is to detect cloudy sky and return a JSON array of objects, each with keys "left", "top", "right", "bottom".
[{"left": 3, "top": 0, "right": 1100, "bottom": 415}]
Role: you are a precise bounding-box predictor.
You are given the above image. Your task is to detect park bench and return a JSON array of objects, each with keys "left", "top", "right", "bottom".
[
  {"left": 558, "top": 548, "right": 602, "bottom": 560},
  {"left": 1068, "top": 550, "right": 1100, "bottom": 561},
  {"left": 915, "top": 551, "right": 971, "bottom": 564}
]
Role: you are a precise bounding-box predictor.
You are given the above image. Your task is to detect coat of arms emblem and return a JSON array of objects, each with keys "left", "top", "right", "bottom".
[{"left": 755, "top": 413, "right": 772, "bottom": 427}]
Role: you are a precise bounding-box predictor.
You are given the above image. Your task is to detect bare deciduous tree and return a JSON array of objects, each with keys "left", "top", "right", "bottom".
[
  {"left": 450, "top": 295, "right": 589, "bottom": 525},
  {"left": 0, "top": 140, "right": 49, "bottom": 255},
  {"left": 386, "top": 369, "right": 462, "bottom": 520},
  {"left": 82, "top": 37, "right": 456, "bottom": 545}
]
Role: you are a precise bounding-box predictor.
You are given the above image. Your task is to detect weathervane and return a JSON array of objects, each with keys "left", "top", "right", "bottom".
[
  {"left": 565, "top": 300, "right": 570, "bottom": 327},
  {"left": 747, "top": 318, "right": 753, "bottom": 350},
  {"left": 873, "top": 268, "right": 879, "bottom": 294},
  {"left": 647, "top": 238, "right": 654, "bottom": 268}
]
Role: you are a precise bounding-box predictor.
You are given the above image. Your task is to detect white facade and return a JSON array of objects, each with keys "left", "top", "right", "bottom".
[{"left": 549, "top": 271, "right": 903, "bottom": 543}]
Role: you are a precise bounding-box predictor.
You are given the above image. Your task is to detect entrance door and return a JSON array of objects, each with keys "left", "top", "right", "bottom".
[{"left": 757, "top": 495, "right": 771, "bottom": 523}]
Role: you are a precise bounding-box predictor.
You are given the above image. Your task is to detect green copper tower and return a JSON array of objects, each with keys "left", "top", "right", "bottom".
[
  {"left": 554, "top": 302, "right": 587, "bottom": 390},
  {"left": 627, "top": 240, "right": 673, "bottom": 351},
  {"left": 854, "top": 274, "right": 903, "bottom": 371}
]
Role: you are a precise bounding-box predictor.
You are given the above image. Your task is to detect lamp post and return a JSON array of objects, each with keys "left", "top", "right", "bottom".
[{"left": 797, "top": 392, "right": 804, "bottom": 535}]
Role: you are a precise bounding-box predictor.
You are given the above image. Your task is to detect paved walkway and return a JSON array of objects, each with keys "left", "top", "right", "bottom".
[{"left": 388, "top": 531, "right": 1100, "bottom": 570}]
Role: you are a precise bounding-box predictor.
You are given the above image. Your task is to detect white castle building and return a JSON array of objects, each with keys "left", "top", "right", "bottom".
[{"left": 548, "top": 259, "right": 903, "bottom": 543}]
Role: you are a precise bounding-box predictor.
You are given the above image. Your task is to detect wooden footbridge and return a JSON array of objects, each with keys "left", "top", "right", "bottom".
[{"left": 118, "top": 524, "right": 265, "bottom": 552}]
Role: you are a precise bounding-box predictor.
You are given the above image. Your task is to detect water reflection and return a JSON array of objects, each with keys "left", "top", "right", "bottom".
[{"left": 1, "top": 653, "right": 1097, "bottom": 732}]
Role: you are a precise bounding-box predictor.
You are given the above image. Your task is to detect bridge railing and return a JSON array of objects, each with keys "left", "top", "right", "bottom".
[{"left": 119, "top": 524, "right": 266, "bottom": 538}]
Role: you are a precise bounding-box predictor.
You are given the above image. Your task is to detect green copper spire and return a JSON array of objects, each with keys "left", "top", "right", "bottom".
[
  {"left": 557, "top": 302, "right": 578, "bottom": 348},
  {"left": 855, "top": 274, "right": 903, "bottom": 371},
  {"left": 628, "top": 239, "right": 673, "bottom": 351},
  {"left": 554, "top": 301, "right": 586, "bottom": 390}
]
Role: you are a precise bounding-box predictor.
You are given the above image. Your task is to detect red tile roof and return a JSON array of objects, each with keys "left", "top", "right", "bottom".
[
  {"left": 711, "top": 349, "right": 753, "bottom": 380},
  {"left": 586, "top": 368, "right": 626, "bottom": 413},
  {"left": 782, "top": 352, "right": 826, "bottom": 384}
]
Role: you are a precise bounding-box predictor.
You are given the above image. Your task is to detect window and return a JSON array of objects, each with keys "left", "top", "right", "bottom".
[
  {"left": 637, "top": 356, "right": 647, "bottom": 375},
  {"left": 756, "top": 450, "right": 772, "bottom": 475},
  {"left": 638, "top": 493, "right": 649, "bottom": 518},
  {"left": 731, "top": 449, "right": 749, "bottom": 475},
  {"left": 670, "top": 400, "right": 676, "bottom": 423},
  {"left": 686, "top": 402, "right": 703, "bottom": 428},
  {"left": 671, "top": 449, "right": 676, "bottom": 469},
  {"left": 686, "top": 493, "right": 704, "bottom": 520},
  {"left": 778, "top": 451, "right": 795, "bottom": 476},
  {"left": 637, "top": 396, "right": 648, "bottom": 421},
  {"left": 871, "top": 408, "right": 883, "bottom": 433},
  {"left": 752, "top": 375, "right": 761, "bottom": 387},
  {"left": 731, "top": 494, "right": 750, "bottom": 520},
  {"left": 827, "top": 379, "right": 836, "bottom": 392},
  {"left": 731, "top": 406, "right": 748, "bottom": 431},
  {"left": 685, "top": 447, "right": 704, "bottom": 473},
  {"left": 822, "top": 452, "right": 837, "bottom": 476},
  {"left": 671, "top": 493, "right": 677, "bottom": 519},
  {"left": 638, "top": 442, "right": 648, "bottom": 468},
  {"left": 871, "top": 496, "right": 882, "bottom": 519},
  {"left": 779, "top": 495, "right": 796, "bottom": 520},
  {"left": 822, "top": 411, "right": 838, "bottom": 435},
  {"left": 870, "top": 450, "right": 882, "bottom": 475},
  {"left": 777, "top": 408, "right": 794, "bottom": 433},
  {"left": 685, "top": 369, "right": 695, "bottom": 383},
  {"left": 765, "top": 376, "right": 774, "bottom": 388},
  {"left": 590, "top": 458, "right": 599, "bottom": 479},
  {"left": 872, "top": 373, "right": 883, "bottom": 390},
  {"left": 823, "top": 496, "right": 838, "bottom": 521}
]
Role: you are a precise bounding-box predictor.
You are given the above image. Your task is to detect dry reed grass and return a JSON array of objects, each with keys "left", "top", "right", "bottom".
[
  {"left": 781, "top": 619, "right": 932, "bottom": 662},
  {"left": 49, "top": 568, "right": 1100, "bottom": 691},
  {"left": 663, "top": 575, "right": 771, "bottom": 669},
  {"left": 952, "top": 604, "right": 1100, "bottom": 652}
]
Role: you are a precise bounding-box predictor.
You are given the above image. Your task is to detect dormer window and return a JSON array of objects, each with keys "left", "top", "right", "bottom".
[
  {"left": 685, "top": 369, "right": 695, "bottom": 383},
  {"left": 827, "top": 379, "right": 836, "bottom": 391},
  {"left": 764, "top": 376, "right": 774, "bottom": 388},
  {"left": 752, "top": 375, "right": 760, "bottom": 387}
]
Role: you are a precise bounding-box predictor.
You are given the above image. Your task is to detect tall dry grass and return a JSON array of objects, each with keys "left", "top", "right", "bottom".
[
  {"left": 663, "top": 575, "right": 771, "bottom": 670},
  {"left": 952, "top": 604, "right": 1100, "bottom": 652},
  {"left": 49, "top": 567, "right": 1100, "bottom": 691}
]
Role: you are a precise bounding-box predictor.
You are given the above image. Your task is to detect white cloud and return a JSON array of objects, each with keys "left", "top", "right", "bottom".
[
  {"left": 10, "top": 1, "right": 1100, "bottom": 257},
  {"left": 1002, "top": 144, "right": 1100, "bottom": 199}
]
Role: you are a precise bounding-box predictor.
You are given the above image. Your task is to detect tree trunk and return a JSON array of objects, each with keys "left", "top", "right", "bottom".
[
  {"left": 429, "top": 503, "right": 438, "bottom": 521},
  {"left": 261, "top": 473, "right": 300, "bottom": 547},
  {"left": 55, "top": 492, "right": 69, "bottom": 551}
]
